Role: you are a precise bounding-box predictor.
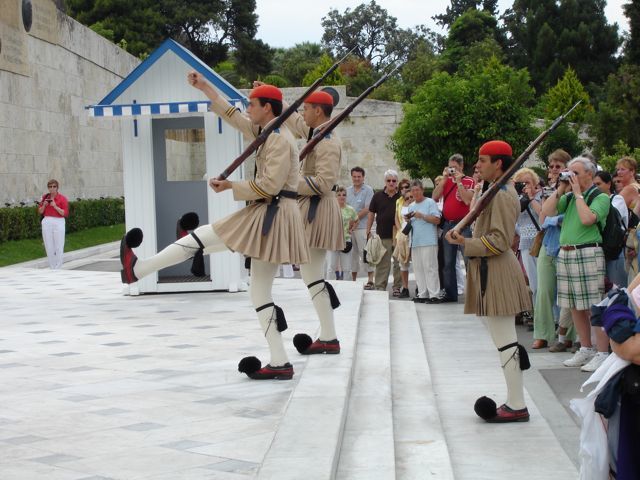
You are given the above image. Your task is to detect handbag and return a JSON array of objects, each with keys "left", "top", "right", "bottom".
[
  {"left": 529, "top": 230, "right": 545, "bottom": 257},
  {"left": 526, "top": 204, "right": 544, "bottom": 258}
]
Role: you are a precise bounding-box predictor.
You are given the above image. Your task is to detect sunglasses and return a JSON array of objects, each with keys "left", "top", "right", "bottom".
[
  {"left": 386, "top": 179, "right": 398, "bottom": 183},
  {"left": 47, "top": 185, "right": 57, "bottom": 188}
]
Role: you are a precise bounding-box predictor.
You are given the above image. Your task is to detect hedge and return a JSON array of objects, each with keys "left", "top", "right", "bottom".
[{"left": 0, "top": 197, "right": 124, "bottom": 243}]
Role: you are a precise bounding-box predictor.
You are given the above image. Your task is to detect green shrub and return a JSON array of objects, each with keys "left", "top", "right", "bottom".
[{"left": 0, "top": 197, "right": 124, "bottom": 243}]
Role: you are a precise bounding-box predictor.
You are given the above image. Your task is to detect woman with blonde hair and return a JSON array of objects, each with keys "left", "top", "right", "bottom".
[{"left": 513, "top": 167, "right": 542, "bottom": 302}]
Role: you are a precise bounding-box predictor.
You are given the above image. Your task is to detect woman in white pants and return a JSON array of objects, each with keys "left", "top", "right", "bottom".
[{"left": 38, "top": 179, "right": 69, "bottom": 269}]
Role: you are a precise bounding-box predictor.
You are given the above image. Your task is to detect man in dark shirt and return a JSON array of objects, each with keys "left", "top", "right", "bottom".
[{"left": 367, "top": 169, "right": 402, "bottom": 291}]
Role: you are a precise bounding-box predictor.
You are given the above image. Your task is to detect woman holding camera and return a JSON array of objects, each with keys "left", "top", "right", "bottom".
[
  {"left": 38, "top": 179, "right": 69, "bottom": 269},
  {"left": 513, "top": 168, "right": 542, "bottom": 321},
  {"left": 328, "top": 186, "right": 358, "bottom": 280}
]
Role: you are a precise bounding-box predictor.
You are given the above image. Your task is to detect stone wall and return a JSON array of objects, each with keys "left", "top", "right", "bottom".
[{"left": 0, "top": 1, "right": 139, "bottom": 205}]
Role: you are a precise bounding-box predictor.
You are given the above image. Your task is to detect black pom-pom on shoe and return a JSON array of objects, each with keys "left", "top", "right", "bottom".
[
  {"left": 238, "top": 356, "right": 261, "bottom": 374},
  {"left": 180, "top": 212, "right": 199, "bottom": 231},
  {"left": 125, "top": 228, "right": 143, "bottom": 248},
  {"left": 293, "top": 333, "right": 313, "bottom": 353},
  {"left": 474, "top": 396, "right": 497, "bottom": 420}
]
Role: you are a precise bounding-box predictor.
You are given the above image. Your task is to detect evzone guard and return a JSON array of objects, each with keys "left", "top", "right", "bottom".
[
  {"left": 119, "top": 73, "right": 309, "bottom": 380},
  {"left": 278, "top": 87, "right": 345, "bottom": 355},
  {"left": 446, "top": 140, "right": 533, "bottom": 422}
]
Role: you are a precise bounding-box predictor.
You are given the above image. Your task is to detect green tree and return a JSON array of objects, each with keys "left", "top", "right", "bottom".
[
  {"left": 302, "top": 54, "right": 346, "bottom": 87},
  {"left": 433, "top": 0, "right": 499, "bottom": 28},
  {"left": 623, "top": 1, "right": 640, "bottom": 65},
  {"left": 66, "top": 0, "right": 263, "bottom": 69},
  {"left": 503, "top": 0, "right": 620, "bottom": 92},
  {"left": 390, "top": 57, "right": 535, "bottom": 179},
  {"left": 321, "top": 1, "right": 434, "bottom": 70},
  {"left": 589, "top": 64, "right": 640, "bottom": 156},
  {"left": 599, "top": 141, "right": 640, "bottom": 173},
  {"left": 271, "top": 43, "right": 325, "bottom": 86},
  {"left": 439, "top": 9, "right": 506, "bottom": 73},
  {"left": 541, "top": 67, "right": 592, "bottom": 122}
]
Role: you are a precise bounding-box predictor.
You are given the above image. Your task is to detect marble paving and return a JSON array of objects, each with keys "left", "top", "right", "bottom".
[{"left": 0, "top": 266, "right": 360, "bottom": 479}]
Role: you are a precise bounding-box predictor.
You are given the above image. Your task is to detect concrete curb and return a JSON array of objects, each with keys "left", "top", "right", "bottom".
[{"left": 10, "top": 241, "right": 120, "bottom": 269}]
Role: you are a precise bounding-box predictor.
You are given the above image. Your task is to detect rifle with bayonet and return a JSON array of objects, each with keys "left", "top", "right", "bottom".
[
  {"left": 217, "top": 47, "right": 356, "bottom": 180},
  {"left": 298, "top": 63, "right": 402, "bottom": 161},
  {"left": 453, "top": 100, "right": 583, "bottom": 234}
]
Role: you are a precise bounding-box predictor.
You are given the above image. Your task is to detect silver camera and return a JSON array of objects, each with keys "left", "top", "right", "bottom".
[
  {"left": 559, "top": 171, "right": 574, "bottom": 181},
  {"left": 447, "top": 167, "right": 456, "bottom": 175},
  {"left": 542, "top": 186, "right": 555, "bottom": 198}
]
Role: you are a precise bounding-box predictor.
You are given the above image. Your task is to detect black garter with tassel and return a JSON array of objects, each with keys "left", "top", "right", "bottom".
[
  {"left": 498, "top": 342, "right": 531, "bottom": 370},
  {"left": 256, "top": 302, "right": 287, "bottom": 332},
  {"left": 307, "top": 279, "right": 341, "bottom": 309}
]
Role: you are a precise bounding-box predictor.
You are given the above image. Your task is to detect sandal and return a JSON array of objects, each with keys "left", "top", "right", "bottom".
[
  {"left": 364, "top": 282, "right": 375, "bottom": 290},
  {"left": 392, "top": 287, "right": 401, "bottom": 297}
]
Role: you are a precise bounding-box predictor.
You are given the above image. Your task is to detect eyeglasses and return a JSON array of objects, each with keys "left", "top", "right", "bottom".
[
  {"left": 549, "top": 165, "right": 563, "bottom": 169},
  {"left": 386, "top": 179, "right": 397, "bottom": 183},
  {"left": 47, "top": 185, "right": 57, "bottom": 188}
]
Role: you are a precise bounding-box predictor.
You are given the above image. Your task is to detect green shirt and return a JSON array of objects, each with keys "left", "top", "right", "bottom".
[
  {"left": 557, "top": 185, "right": 610, "bottom": 246},
  {"left": 341, "top": 205, "right": 358, "bottom": 242}
]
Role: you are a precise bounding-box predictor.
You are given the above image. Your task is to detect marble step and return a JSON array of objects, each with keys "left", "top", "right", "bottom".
[
  {"left": 257, "top": 280, "right": 364, "bottom": 479},
  {"left": 389, "top": 300, "right": 454, "bottom": 479},
  {"left": 335, "top": 290, "right": 396, "bottom": 480}
]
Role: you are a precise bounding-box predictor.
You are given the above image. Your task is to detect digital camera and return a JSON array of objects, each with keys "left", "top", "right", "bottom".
[
  {"left": 515, "top": 182, "right": 526, "bottom": 195},
  {"left": 559, "top": 171, "right": 575, "bottom": 182},
  {"left": 541, "top": 186, "right": 556, "bottom": 198},
  {"left": 447, "top": 167, "right": 456, "bottom": 175}
]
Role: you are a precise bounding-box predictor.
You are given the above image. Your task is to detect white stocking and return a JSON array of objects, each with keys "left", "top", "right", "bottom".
[
  {"left": 250, "top": 259, "right": 289, "bottom": 366},
  {"left": 486, "top": 316, "right": 526, "bottom": 410},
  {"left": 134, "top": 225, "right": 226, "bottom": 279},
  {"left": 300, "top": 248, "right": 338, "bottom": 341}
]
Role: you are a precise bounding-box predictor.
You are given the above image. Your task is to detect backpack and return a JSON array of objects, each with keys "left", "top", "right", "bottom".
[{"left": 582, "top": 190, "right": 626, "bottom": 261}]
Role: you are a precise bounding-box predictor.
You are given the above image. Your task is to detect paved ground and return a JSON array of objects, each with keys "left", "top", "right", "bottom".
[{"left": 1, "top": 245, "right": 588, "bottom": 478}]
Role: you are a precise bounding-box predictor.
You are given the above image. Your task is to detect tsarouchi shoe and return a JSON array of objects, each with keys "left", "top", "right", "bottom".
[
  {"left": 486, "top": 404, "right": 530, "bottom": 423},
  {"left": 248, "top": 363, "right": 294, "bottom": 380},
  {"left": 119, "top": 228, "right": 142, "bottom": 284},
  {"left": 302, "top": 339, "right": 340, "bottom": 355}
]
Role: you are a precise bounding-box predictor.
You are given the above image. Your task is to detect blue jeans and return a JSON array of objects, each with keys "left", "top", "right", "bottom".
[{"left": 441, "top": 220, "right": 471, "bottom": 300}]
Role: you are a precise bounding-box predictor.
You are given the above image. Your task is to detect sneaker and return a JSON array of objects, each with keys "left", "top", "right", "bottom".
[
  {"left": 549, "top": 340, "right": 572, "bottom": 353},
  {"left": 581, "top": 352, "right": 609, "bottom": 372},
  {"left": 413, "top": 297, "right": 427, "bottom": 303},
  {"left": 563, "top": 347, "right": 596, "bottom": 368},
  {"left": 398, "top": 288, "right": 410, "bottom": 298},
  {"left": 301, "top": 339, "right": 340, "bottom": 355},
  {"left": 485, "top": 404, "right": 530, "bottom": 423},
  {"left": 570, "top": 342, "right": 581, "bottom": 354},
  {"left": 247, "top": 363, "right": 294, "bottom": 380}
]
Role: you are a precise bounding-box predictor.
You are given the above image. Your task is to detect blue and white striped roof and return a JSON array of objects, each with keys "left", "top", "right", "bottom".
[{"left": 87, "top": 39, "right": 247, "bottom": 118}]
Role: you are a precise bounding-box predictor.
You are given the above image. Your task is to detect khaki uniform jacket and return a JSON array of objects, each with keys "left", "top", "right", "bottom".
[
  {"left": 210, "top": 96, "right": 309, "bottom": 265},
  {"left": 464, "top": 184, "right": 532, "bottom": 316},
  {"left": 284, "top": 112, "right": 345, "bottom": 251}
]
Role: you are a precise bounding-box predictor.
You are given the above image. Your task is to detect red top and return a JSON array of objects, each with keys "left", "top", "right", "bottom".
[
  {"left": 40, "top": 193, "right": 69, "bottom": 218},
  {"left": 441, "top": 176, "right": 475, "bottom": 222}
]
